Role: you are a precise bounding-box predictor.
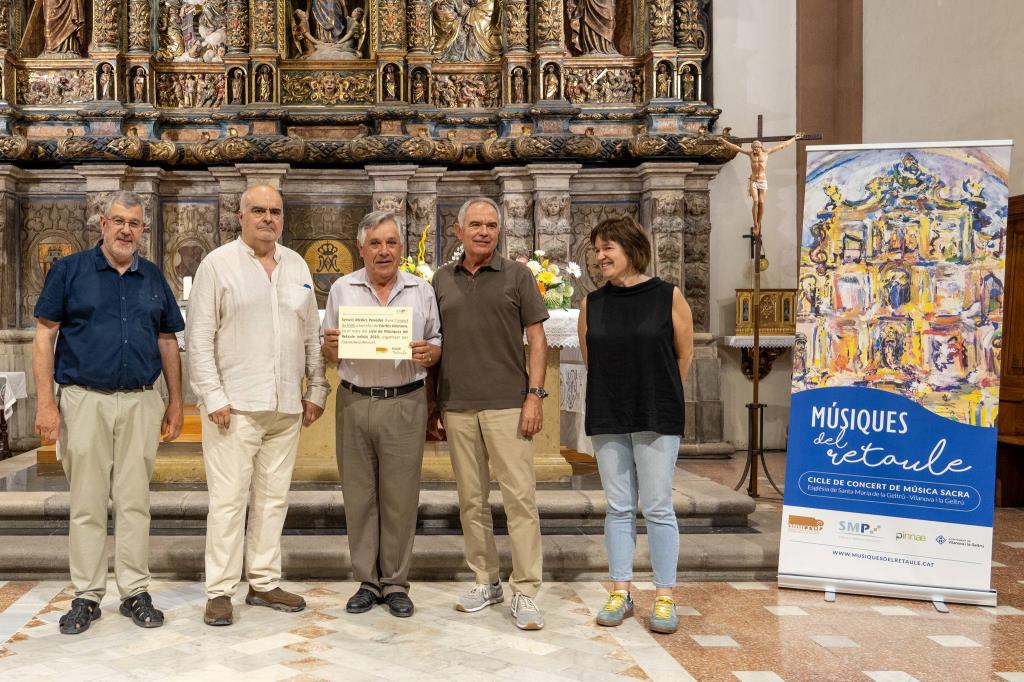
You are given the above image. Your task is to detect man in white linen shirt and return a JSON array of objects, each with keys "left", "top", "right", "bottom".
[
  {"left": 321, "top": 210, "right": 441, "bottom": 618},
  {"left": 185, "top": 184, "right": 329, "bottom": 627}
]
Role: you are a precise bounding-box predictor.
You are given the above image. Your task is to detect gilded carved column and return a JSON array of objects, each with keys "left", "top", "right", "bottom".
[
  {"left": 535, "top": 0, "right": 563, "bottom": 49},
  {"left": 252, "top": 0, "right": 277, "bottom": 51},
  {"left": 127, "top": 0, "right": 152, "bottom": 53},
  {"left": 407, "top": 0, "right": 431, "bottom": 53},
  {"left": 0, "top": 3, "right": 10, "bottom": 50},
  {"left": 227, "top": 0, "right": 249, "bottom": 55},
  {"left": 379, "top": 0, "right": 407, "bottom": 50},
  {"left": 92, "top": 0, "right": 120, "bottom": 51},
  {"left": 505, "top": 0, "right": 529, "bottom": 51},
  {"left": 649, "top": 0, "right": 675, "bottom": 47},
  {"left": 675, "top": 0, "right": 707, "bottom": 50}
]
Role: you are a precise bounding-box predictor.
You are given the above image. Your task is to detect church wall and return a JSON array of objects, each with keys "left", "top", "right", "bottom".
[
  {"left": 710, "top": 0, "right": 799, "bottom": 450},
  {"left": 863, "top": 0, "right": 1024, "bottom": 195}
]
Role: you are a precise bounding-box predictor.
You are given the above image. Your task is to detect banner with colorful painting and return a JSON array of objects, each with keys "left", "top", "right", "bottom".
[{"left": 778, "top": 141, "right": 1012, "bottom": 604}]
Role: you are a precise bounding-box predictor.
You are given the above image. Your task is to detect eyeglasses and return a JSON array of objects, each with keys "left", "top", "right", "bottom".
[{"left": 106, "top": 217, "right": 145, "bottom": 230}]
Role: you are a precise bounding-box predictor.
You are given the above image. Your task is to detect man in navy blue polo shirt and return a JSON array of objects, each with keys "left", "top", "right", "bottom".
[{"left": 32, "top": 190, "right": 185, "bottom": 635}]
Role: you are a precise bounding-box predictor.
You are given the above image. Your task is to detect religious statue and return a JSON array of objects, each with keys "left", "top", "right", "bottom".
[
  {"left": 335, "top": 7, "right": 366, "bottom": 56},
  {"left": 132, "top": 68, "right": 147, "bottom": 104},
  {"left": 543, "top": 64, "right": 559, "bottom": 100},
  {"left": 312, "top": 0, "right": 348, "bottom": 42},
  {"left": 655, "top": 63, "right": 671, "bottom": 98},
  {"left": 511, "top": 68, "right": 526, "bottom": 103},
  {"left": 383, "top": 64, "right": 398, "bottom": 100},
  {"left": 721, "top": 133, "right": 803, "bottom": 234},
  {"left": 155, "top": 0, "right": 227, "bottom": 62},
  {"left": 292, "top": 9, "right": 318, "bottom": 58},
  {"left": 432, "top": 0, "right": 501, "bottom": 62},
  {"left": 20, "top": 0, "right": 86, "bottom": 57},
  {"left": 156, "top": 0, "right": 186, "bottom": 61},
  {"left": 230, "top": 69, "right": 244, "bottom": 104},
  {"left": 682, "top": 65, "right": 695, "bottom": 100},
  {"left": 98, "top": 64, "right": 114, "bottom": 100},
  {"left": 257, "top": 65, "right": 272, "bottom": 101},
  {"left": 567, "top": 0, "right": 618, "bottom": 55},
  {"left": 411, "top": 71, "right": 427, "bottom": 104}
]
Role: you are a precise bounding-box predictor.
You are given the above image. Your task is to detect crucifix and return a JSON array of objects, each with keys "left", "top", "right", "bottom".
[{"left": 722, "top": 115, "right": 821, "bottom": 498}]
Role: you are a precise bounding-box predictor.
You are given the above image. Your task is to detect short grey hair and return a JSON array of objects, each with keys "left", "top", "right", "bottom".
[
  {"left": 456, "top": 197, "right": 501, "bottom": 229},
  {"left": 102, "top": 191, "right": 144, "bottom": 217},
  {"left": 239, "top": 184, "right": 282, "bottom": 213},
  {"left": 356, "top": 210, "right": 404, "bottom": 246}
]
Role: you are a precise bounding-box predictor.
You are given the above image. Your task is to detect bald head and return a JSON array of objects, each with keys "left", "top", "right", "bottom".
[{"left": 238, "top": 184, "right": 284, "bottom": 254}]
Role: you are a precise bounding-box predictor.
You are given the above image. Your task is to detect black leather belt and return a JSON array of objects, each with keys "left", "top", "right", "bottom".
[
  {"left": 341, "top": 379, "right": 424, "bottom": 399},
  {"left": 65, "top": 384, "right": 155, "bottom": 394}
]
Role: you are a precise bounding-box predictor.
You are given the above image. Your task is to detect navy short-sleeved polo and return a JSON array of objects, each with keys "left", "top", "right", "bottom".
[{"left": 34, "top": 243, "right": 185, "bottom": 391}]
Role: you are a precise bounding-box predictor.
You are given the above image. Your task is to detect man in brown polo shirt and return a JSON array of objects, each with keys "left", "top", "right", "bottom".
[{"left": 432, "top": 197, "right": 550, "bottom": 630}]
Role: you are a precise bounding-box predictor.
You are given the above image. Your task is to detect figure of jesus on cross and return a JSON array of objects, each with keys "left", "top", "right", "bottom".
[{"left": 721, "top": 130, "right": 803, "bottom": 235}]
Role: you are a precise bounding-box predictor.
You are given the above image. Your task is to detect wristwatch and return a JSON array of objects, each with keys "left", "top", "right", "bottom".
[{"left": 523, "top": 387, "right": 549, "bottom": 399}]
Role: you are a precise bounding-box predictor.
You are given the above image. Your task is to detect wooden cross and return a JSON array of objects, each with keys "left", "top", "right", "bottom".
[{"left": 728, "top": 114, "right": 822, "bottom": 145}]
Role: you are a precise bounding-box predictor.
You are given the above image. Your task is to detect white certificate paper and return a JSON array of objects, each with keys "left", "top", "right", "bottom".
[{"left": 338, "top": 306, "right": 413, "bottom": 360}]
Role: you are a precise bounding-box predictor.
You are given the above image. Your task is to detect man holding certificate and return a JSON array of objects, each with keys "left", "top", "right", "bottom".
[
  {"left": 433, "top": 197, "right": 550, "bottom": 631},
  {"left": 321, "top": 210, "right": 441, "bottom": 618}
]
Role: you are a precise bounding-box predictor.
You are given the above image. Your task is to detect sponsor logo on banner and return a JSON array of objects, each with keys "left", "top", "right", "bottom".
[
  {"left": 788, "top": 515, "right": 824, "bottom": 533},
  {"left": 896, "top": 531, "right": 926, "bottom": 542},
  {"left": 934, "top": 535, "right": 983, "bottom": 549},
  {"left": 838, "top": 519, "right": 881, "bottom": 540}
]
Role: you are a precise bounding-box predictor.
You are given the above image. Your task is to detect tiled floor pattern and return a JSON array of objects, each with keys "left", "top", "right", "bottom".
[{"left": 0, "top": 567, "right": 1019, "bottom": 681}]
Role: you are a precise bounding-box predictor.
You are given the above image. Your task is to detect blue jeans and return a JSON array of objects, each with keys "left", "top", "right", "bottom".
[{"left": 592, "top": 432, "right": 680, "bottom": 588}]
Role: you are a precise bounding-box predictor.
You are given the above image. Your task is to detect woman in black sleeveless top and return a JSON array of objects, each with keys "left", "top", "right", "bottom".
[{"left": 579, "top": 216, "right": 694, "bottom": 635}]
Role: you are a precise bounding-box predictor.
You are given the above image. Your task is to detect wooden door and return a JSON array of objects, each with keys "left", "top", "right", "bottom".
[{"left": 997, "top": 195, "right": 1024, "bottom": 506}]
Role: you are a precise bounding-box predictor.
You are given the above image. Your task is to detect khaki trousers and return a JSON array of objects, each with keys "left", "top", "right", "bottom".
[
  {"left": 202, "top": 409, "right": 302, "bottom": 598},
  {"left": 443, "top": 408, "right": 542, "bottom": 598},
  {"left": 58, "top": 385, "right": 164, "bottom": 603},
  {"left": 337, "top": 386, "right": 427, "bottom": 596}
]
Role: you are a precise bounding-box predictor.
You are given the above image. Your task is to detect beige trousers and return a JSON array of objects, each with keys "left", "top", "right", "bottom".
[
  {"left": 202, "top": 409, "right": 302, "bottom": 598},
  {"left": 58, "top": 385, "right": 164, "bottom": 602},
  {"left": 337, "top": 386, "right": 427, "bottom": 596},
  {"left": 443, "top": 408, "right": 542, "bottom": 598}
]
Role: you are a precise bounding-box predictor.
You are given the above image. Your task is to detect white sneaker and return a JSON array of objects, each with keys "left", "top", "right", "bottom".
[
  {"left": 455, "top": 582, "right": 504, "bottom": 613},
  {"left": 510, "top": 592, "right": 544, "bottom": 630}
]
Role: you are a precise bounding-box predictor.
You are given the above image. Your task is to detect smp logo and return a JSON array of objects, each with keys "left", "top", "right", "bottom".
[
  {"left": 839, "top": 520, "right": 881, "bottom": 535},
  {"left": 936, "top": 535, "right": 947, "bottom": 545}
]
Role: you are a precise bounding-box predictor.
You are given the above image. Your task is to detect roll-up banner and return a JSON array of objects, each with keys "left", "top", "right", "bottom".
[{"left": 779, "top": 141, "right": 1012, "bottom": 605}]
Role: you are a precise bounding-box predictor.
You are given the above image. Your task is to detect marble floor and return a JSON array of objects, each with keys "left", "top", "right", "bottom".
[{"left": 0, "top": 454, "right": 1021, "bottom": 680}]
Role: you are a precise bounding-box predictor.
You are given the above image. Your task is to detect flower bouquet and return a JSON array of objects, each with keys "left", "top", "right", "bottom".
[
  {"left": 519, "top": 250, "right": 582, "bottom": 310},
  {"left": 399, "top": 225, "right": 435, "bottom": 282}
]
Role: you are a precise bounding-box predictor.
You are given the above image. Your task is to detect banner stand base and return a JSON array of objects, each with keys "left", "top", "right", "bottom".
[{"left": 778, "top": 574, "right": 997, "bottom": 607}]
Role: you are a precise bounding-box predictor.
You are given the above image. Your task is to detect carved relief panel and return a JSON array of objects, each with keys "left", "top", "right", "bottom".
[
  {"left": 20, "top": 197, "right": 88, "bottom": 323},
  {"left": 286, "top": 203, "right": 364, "bottom": 306},
  {"left": 162, "top": 201, "right": 219, "bottom": 298},
  {"left": 570, "top": 202, "right": 637, "bottom": 298}
]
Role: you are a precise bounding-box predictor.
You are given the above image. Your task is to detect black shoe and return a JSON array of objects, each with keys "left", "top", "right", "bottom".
[
  {"left": 346, "top": 587, "right": 382, "bottom": 614},
  {"left": 384, "top": 592, "right": 414, "bottom": 618},
  {"left": 59, "top": 598, "right": 101, "bottom": 635},
  {"left": 119, "top": 591, "right": 165, "bottom": 628}
]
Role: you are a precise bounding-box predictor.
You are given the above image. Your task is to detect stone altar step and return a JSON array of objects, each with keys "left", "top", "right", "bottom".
[
  {"left": 0, "top": 472, "right": 757, "bottom": 532},
  {"left": 0, "top": 531, "right": 781, "bottom": 582}
]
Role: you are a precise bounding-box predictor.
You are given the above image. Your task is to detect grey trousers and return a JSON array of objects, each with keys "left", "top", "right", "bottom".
[{"left": 337, "top": 385, "right": 427, "bottom": 596}]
